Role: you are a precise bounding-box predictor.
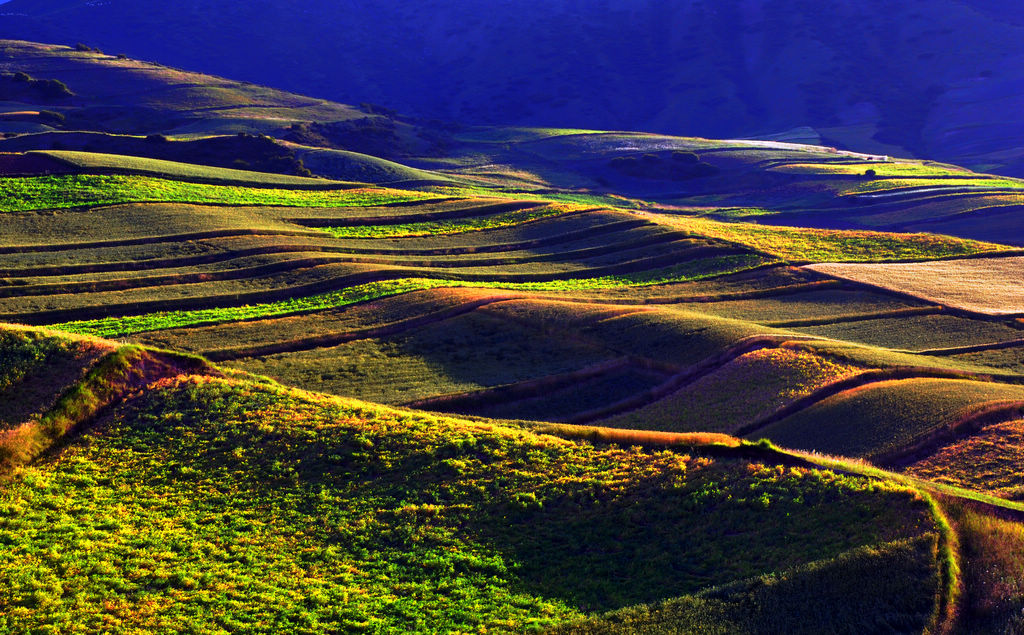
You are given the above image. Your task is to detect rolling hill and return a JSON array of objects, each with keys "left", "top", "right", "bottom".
[
  {"left": 5, "top": 1, "right": 1024, "bottom": 175},
  {"left": 1, "top": 39, "right": 1024, "bottom": 632}
]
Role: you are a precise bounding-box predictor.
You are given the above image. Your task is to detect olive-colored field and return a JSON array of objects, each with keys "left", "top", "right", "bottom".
[
  {"left": 598, "top": 348, "right": 863, "bottom": 434},
  {"left": 904, "top": 420, "right": 1024, "bottom": 500},
  {"left": 753, "top": 378, "right": 1024, "bottom": 460}
]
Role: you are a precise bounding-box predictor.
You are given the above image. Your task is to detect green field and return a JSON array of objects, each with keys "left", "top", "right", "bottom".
[{"left": 0, "top": 175, "right": 435, "bottom": 212}]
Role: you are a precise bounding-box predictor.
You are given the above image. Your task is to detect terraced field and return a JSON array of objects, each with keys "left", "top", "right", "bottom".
[
  {"left": 2, "top": 152, "right": 1023, "bottom": 457},
  {"left": 4, "top": 40, "right": 1024, "bottom": 630}
]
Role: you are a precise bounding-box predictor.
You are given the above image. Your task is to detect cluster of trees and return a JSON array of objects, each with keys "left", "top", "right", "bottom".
[
  {"left": 608, "top": 150, "right": 719, "bottom": 181},
  {"left": 7, "top": 72, "right": 74, "bottom": 99}
]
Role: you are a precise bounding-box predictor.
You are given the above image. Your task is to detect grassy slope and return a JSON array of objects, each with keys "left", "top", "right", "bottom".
[
  {"left": 0, "top": 325, "right": 112, "bottom": 430},
  {"left": 599, "top": 348, "right": 863, "bottom": 434},
  {"left": 0, "top": 330, "right": 943, "bottom": 633},
  {"left": 753, "top": 378, "right": 1024, "bottom": 460}
]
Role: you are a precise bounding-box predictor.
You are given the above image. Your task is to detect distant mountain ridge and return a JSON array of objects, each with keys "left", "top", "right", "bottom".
[{"left": 4, "top": 0, "right": 1024, "bottom": 173}]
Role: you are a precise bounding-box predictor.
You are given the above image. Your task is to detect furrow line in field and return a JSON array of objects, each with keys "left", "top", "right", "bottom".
[
  {"left": 285, "top": 200, "right": 549, "bottom": 227},
  {"left": 0, "top": 229, "right": 694, "bottom": 278},
  {"left": 202, "top": 294, "right": 528, "bottom": 361},
  {"left": 912, "top": 338, "right": 1024, "bottom": 356},
  {"left": 733, "top": 368, "right": 1008, "bottom": 439},
  {"left": 0, "top": 256, "right": 346, "bottom": 298},
  {"left": 764, "top": 306, "right": 945, "bottom": 328},
  {"left": 571, "top": 335, "right": 826, "bottom": 425},
  {"left": 401, "top": 358, "right": 645, "bottom": 414}
]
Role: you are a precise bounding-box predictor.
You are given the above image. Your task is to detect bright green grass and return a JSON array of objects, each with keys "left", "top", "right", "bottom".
[
  {"left": 431, "top": 186, "right": 639, "bottom": 210},
  {"left": 0, "top": 374, "right": 937, "bottom": 633},
  {"left": 49, "top": 279, "right": 442, "bottom": 338},
  {"left": 0, "top": 175, "right": 439, "bottom": 212},
  {"left": 50, "top": 255, "right": 772, "bottom": 337}
]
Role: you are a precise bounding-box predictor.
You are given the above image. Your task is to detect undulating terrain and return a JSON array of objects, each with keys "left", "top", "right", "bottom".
[
  {"left": 6, "top": 0, "right": 1024, "bottom": 175},
  {"left": 1, "top": 39, "right": 1024, "bottom": 633}
]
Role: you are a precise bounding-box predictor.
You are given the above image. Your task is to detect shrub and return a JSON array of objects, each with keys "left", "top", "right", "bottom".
[
  {"left": 673, "top": 150, "right": 701, "bottom": 164},
  {"left": 38, "top": 110, "right": 66, "bottom": 126},
  {"left": 864, "top": 168, "right": 877, "bottom": 178},
  {"left": 12, "top": 71, "right": 31, "bottom": 83},
  {"left": 609, "top": 156, "right": 641, "bottom": 173},
  {"left": 145, "top": 133, "right": 169, "bottom": 144},
  {"left": 35, "top": 78, "right": 74, "bottom": 99},
  {"left": 74, "top": 43, "right": 93, "bottom": 52}
]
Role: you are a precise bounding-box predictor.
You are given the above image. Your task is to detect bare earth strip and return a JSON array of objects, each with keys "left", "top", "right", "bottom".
[{"left": 805, "top": 256, "right": 1024, "bottom": 315}]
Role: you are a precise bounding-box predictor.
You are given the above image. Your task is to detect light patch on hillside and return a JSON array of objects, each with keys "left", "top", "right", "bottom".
[{"left": 806, "top": 256, "right": 1024, "bottom": 315}]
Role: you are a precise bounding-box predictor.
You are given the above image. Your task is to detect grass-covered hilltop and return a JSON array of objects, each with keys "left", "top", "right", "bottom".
[{"left": 1, "top": 39, "right": 1024, "bottom": 633}]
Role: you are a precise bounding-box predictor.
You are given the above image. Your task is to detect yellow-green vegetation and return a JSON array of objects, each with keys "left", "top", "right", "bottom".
[
  {"left": 650, "top": 214, "right": 1010, "bottom": 263},
  {"left": 0, "top": 175, "right": 437, "bottom": 212},
  {"left": 48, "top": 279, "right": 448, "bottom": 337},
  {"left": 947, "top": 502, "right": 1024, "bottom": 631},
  {"left": 9, "top": 39, "right": 1024, "bottom": 633},
  {"left": 770, "top": 161, "right": 970, "bottom": 177},
  {"left": 0, "top": 370, "right": 940, "bottom": 633},
  {"left": 454, "top": 127, "right": 608, "bottom": 143}
]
